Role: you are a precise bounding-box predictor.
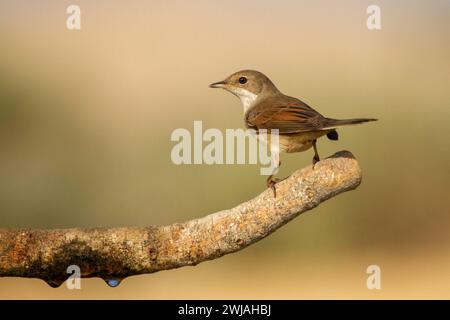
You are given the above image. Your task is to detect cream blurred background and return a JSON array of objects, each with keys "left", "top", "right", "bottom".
[{"left": 0, "top": 0, "right": 449, "bottom": 299}]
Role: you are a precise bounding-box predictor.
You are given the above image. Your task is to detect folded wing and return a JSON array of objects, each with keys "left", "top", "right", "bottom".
[{"left": 245, "top": 95, "right": 327, "bottom": 134}]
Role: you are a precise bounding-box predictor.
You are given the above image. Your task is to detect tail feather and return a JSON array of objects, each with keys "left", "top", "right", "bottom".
[{"left": 323, "top": 117, "right": 377, "bottom": 129}]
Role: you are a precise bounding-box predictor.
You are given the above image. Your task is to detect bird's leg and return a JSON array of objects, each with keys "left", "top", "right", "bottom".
[
  {"left": 266, "top": 175, "right": 277, "bottom": 198},
  {"left": 266, "top": 158, "right": 281, "bottom": 198},
  {"left": 312, "top": 139, "right": 320, "bottom": 168}
]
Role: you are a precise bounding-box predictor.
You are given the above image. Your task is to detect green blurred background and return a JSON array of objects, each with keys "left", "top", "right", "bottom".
[{"left": 1, "top": 0, "right": 449, "bottom": 299}]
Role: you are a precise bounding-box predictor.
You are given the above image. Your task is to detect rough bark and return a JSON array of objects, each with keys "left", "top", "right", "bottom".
[{"left": 0, "top": 151, "right": 362, "bottom": 287}]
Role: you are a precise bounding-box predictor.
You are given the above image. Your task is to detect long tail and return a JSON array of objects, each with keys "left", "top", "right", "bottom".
[{"left": 323, "top": 117, "right": 377, "bottom": 129}]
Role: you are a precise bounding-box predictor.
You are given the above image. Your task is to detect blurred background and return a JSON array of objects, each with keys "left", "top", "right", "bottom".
[{"left": 0, "top": 0, "right": 449, "bottom": 299}]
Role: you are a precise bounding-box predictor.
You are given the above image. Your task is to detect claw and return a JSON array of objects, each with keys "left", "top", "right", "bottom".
[
  {"left": 312, "top": 155, "right": 320, "bottom": 169},
  {"left": 266, "top": 177, "right": 278, "bottom": 198}
]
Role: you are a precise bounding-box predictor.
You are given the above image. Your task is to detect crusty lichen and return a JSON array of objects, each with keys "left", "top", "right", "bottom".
[{"left": 0, "top": 151, "right": 361, "bottom": 287}]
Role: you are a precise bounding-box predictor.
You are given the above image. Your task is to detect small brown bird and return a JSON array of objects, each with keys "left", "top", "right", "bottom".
[{"left": 210, "top": 70, "right": 377, "bottom": 196}]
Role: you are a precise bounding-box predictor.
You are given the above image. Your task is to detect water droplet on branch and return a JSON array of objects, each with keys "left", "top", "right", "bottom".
[{"left": 105, "top": 279, "right": 121, "bottom": 287}]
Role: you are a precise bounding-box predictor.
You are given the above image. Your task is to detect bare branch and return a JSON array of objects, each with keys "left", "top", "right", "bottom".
[{"left": 0, "top": 151, "right": 361, "bottom": 287}]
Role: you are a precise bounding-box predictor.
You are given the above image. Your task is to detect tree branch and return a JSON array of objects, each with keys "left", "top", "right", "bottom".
[{"left": 0, "top": 151, "right": 361, "bottom": 287}]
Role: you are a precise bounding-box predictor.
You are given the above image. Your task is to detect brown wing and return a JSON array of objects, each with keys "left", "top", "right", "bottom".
[{"left": 245, "top": 95, "right": 327, "bottom": 134}]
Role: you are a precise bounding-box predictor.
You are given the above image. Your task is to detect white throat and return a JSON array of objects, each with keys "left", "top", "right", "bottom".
[{"left": 232, "top": 88, "right": 258, "bottom": 113}]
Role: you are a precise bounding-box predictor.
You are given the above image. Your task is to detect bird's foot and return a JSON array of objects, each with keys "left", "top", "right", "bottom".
[
  {"left": 266, "top": 177, "right": 279, "bottom": 198},
  {"left": 312, "top": 155, "right": 320, "bottom": 169}
]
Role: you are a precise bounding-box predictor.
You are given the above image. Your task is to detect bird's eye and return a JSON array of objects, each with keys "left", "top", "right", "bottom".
[{"left": 238, "top": 77, "right": 247, "bottom": 84}]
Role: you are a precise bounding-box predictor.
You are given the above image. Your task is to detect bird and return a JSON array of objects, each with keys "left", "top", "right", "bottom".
[{"left": 209, "top": 70, "right": 377, "bottom": 197}]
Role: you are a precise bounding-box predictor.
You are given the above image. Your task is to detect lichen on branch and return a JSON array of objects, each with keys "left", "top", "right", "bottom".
[{"left": 0, "top": 151, "right": 362, "bottom": 287}]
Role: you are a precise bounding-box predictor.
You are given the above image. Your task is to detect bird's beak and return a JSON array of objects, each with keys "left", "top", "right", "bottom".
[{"left": 209, "top": 80, "right": 227, "bottom": 88}]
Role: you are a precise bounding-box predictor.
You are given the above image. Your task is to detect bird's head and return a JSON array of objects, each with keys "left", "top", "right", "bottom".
[{"left": 209, "top": 70, "right": 279, "bottom": 112}]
